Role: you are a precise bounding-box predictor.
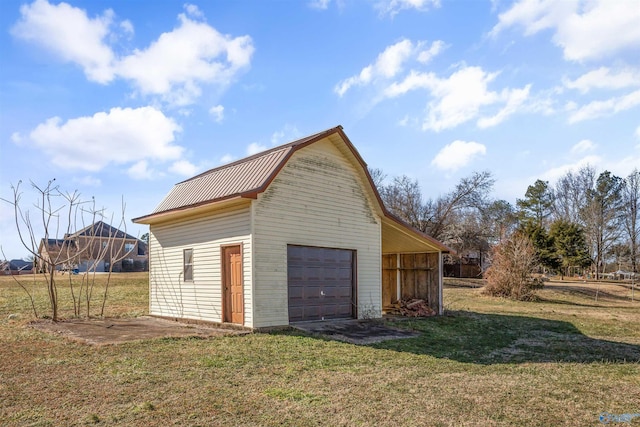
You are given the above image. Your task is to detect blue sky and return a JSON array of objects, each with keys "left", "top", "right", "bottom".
[{"left": 1, "top": 0, "right": 639, "bottom": 259}]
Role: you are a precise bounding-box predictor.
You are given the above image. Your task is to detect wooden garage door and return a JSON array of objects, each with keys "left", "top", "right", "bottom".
[{"left": 287, "top": 245, "right": 355, "bottom": 322}]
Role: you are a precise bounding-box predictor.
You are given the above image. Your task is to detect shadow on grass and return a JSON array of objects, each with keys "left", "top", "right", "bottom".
[
  {"left": 544, "top": 286, "right": 635, "bottom": 304},
  {"left": 371, "top": 311, "right": 640, "bottom": 364},
  {"left": 532, "top": 296, "right": 604, "bottom": 308}
]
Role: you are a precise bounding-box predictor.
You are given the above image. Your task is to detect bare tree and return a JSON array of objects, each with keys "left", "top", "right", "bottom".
[
  {"left": 379, "top": 171, "right": 494, "bottom": 241},
  {"left": 2, "top": 180, "right": 133, "bottom": 321},
  {"left": 622, "top": 169, "right": 639, "bottom": 300},
  {"left": 482, "top": 199, "right": 517, "bottom": 244},
  {"left": 581, "top": 171, "right": 624, "bottom": 279},
  {"left": 553, "top": 166, "right": 596, "bottom": 224},
  {"left": 368, "top": 167, "right": 387, "bottom": 190},
  {"left": 379, "top": 175, "right": 428, "bottom": 231},
  {"left": 426, "top": 171, "right": 495, "bottom": 241}
]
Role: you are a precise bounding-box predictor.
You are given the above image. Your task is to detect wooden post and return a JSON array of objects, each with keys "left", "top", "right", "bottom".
[{"left": 396, "top": 253, "right": 401, "bottom": 302}]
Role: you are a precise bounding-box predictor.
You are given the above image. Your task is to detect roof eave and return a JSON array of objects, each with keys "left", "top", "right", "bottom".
[
  {"left": 132, "top": 194, "right": 252, "bottom": 225},
  {"left": 381, "top": 213, "right": 454, "bottom": 254}
]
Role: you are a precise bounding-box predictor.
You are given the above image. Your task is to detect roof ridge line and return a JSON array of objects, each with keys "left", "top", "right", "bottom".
[{"left": 177, "top": 125, "right": 343, "bottom": 184}]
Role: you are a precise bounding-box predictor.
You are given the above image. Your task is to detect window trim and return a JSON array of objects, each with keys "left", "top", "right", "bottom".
[{"left": 183, "top": 248, "right": 194, "bottom": 282}]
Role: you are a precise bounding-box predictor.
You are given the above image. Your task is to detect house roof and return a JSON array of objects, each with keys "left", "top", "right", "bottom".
[
  {"left": 69, "top": 220, "right": 138, "bottom": 240},
  {"left": 133, "top": 126, "right": 451, "bottom": 253},
  {"left": 40, "top": 238, "right": 77, "bottom": 250},
  {"left": 9, "top": 259, "right": 32, "bottom": 271}
]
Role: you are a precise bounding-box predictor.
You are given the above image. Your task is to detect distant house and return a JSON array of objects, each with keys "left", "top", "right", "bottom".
[
  {"left": 5, "top": 259, "right": 34, "bottom": 275},
  {"left": 134, "top": 126, "right": 451, "bottom": 329},
  {"left": 613, "top": 270, "right": 637, "bottom": 281},
  {"left": 37, "top": 221, "right": 148, "bottom": 273},
  {"left": 444, "top": 250, "right": 485, "bottom": 278},
  {"left": 10, "top": 259, "right": 33, "bottom": 271}
]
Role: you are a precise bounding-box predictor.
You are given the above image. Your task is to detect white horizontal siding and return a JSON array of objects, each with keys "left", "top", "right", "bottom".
[
  {"left": 148, "top": 205, "right": 253, "bottom": 326},
  {"left": 253, "top": 139, "right": 382, "bottom": 327}
]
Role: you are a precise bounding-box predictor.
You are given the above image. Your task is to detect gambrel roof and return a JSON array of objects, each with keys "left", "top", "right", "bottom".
[
  {"left": 146, "top": 127, "right": 339, "bottom": 216},
  {"left": 133, "top": 126, "right": 451, "bottom": 253}
]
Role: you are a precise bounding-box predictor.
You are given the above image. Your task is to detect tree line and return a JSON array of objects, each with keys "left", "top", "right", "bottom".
[{"left": 372, "top": 166, "right": 640, "bottom": 280}]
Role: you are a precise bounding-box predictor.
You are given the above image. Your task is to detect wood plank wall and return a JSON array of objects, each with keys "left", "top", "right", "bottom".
[
  {"left": 382, "top": 252, "right": 440, "bottom": 312},
  {"left": 382, "top": 254, "right": 396, "bottom": 308}
]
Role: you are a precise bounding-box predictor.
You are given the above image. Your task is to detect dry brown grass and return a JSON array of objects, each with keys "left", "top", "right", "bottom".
[{"left": 1, "top": 273, "right": 639, "bottom": 426}]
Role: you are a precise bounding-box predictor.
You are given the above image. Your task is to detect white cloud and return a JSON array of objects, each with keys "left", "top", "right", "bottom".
[
  {"left": 220, "top": 154, "right": 235, "bottom": 164},
  {"left": 11, "top": 0, "right": 116, "bottom": 83},
  {"left": 377, "top": 0, "right": 440, "bottom": 17},
  {"left": 335, "top": 39, "right": 443, "bottom": 96},
  {"left": 309, "top": 0, "right": 331, "bottom": 10},
  {"left": 383, "top": 69, "right": 436, "bottom": 97},
  {"left": 386, "top": 66, "right": 530, "bottom": 131},
  {"left": 541, "top": 150, "right": 640, "bottom": 186},
  {"left": 247, "top": 142, "right": 267, "bottom": 155},
  {"left": 209, "top": 105, "right": 224, "bottom": 123},
  {"left": 564, "top": 67, "right": 640, "bottom": 93},
  {"left": 525, "top": 92, "right": 556, "bottom": 116},
  {"left": 570, "top": 139, "right": 596, "bottom": 155},
  {"left": 10, "top": 132, "right": 23, "bottom": 144},
  {"left": 417, "top": 40, "right": 445, "bottom": 63},
  {"left": 127, "top": 160, "right": 155, "bottom": 180},
  {"left": 568, "top": 90, "right": 640, "bottom": 123},
  {"left": 119, "top": 20, "right": 134, "bottom": 36},
  {"left": 491, "top": 0, "right": 640, "bottom": 62},
  {"left": 539, "top": 155, "right": 602, "bottom": 184},
  {"left": 183, "top": 3, "right": 204, "bottom": 18},
  {"left": 116, "top": 13, "right": 254, "bottom": 106},
  {"left": 477, "top": 84, "right": 531, "bottom": 128},
  {"left": 271, "top": 124, "right": 301, "bottom": 145},
  {"left": 431, "top": 140, "right": 487, "bottom": 172},
  {"left": 169, "top": 159, "right": 198, "bottom": 176},
  {"left": 28, "top": 106, "right": 183, "bottom": 172},
  {"left": 11, "top": 1, "right": 254, "bottom": 106},
  {"left": 607, "top": 153, "right": 640, "bottom": 178},
  {"left": 422, "top": 67, "right": 502, "bottom": 131}
]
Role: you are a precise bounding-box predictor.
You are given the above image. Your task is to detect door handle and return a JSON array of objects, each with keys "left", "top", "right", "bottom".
[{"left": 320, "top": 291, "right": 326, "bottom": 296}]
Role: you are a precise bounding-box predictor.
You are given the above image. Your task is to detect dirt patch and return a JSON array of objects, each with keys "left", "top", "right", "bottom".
[
  {"left": 30, "top": 316, "right": 250, "bottom": 345},
  {"left": 292, "top": 319, "right": 419, "bottom": 344}
]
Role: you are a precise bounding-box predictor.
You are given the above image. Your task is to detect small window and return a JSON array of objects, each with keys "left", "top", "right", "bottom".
[
  {"left": 124, "top": 243, "right": 135, "bottom": 253},
  {"left": 102, "top": 241, "right": 108, "bottom": 248},
  {"left": 183, "top": 249, "right": 193, "bottom": 281}
]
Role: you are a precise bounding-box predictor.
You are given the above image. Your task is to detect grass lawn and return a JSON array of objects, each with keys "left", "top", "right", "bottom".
[{"left": 1, "top": 273, "right": 639, "bottom": 426}]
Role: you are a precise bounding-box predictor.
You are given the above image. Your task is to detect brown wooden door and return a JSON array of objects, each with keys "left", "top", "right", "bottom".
[{"left": 223, "top": 245, "right": 243, "bottom": 325}]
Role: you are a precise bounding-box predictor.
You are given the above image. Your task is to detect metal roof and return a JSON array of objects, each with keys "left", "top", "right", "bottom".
[
  {"left": 145, "top": 126, "right": 343, "bottom": 216},
  {"left": 152, "top": 145, "right": 291, "bottom": 214}
]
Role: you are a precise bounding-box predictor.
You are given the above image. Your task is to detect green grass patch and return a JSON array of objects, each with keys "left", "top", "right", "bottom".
[{"left": 1, "top": 274, "right": 639, "bottom": 426}]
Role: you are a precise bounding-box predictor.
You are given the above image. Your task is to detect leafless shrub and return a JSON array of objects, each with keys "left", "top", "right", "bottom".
[
  {"left": 483, "top": 232, "right": 541, "bottom": 301},
  {"left": 1, "top": 180, "right": 134, "bottom": 321}
]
